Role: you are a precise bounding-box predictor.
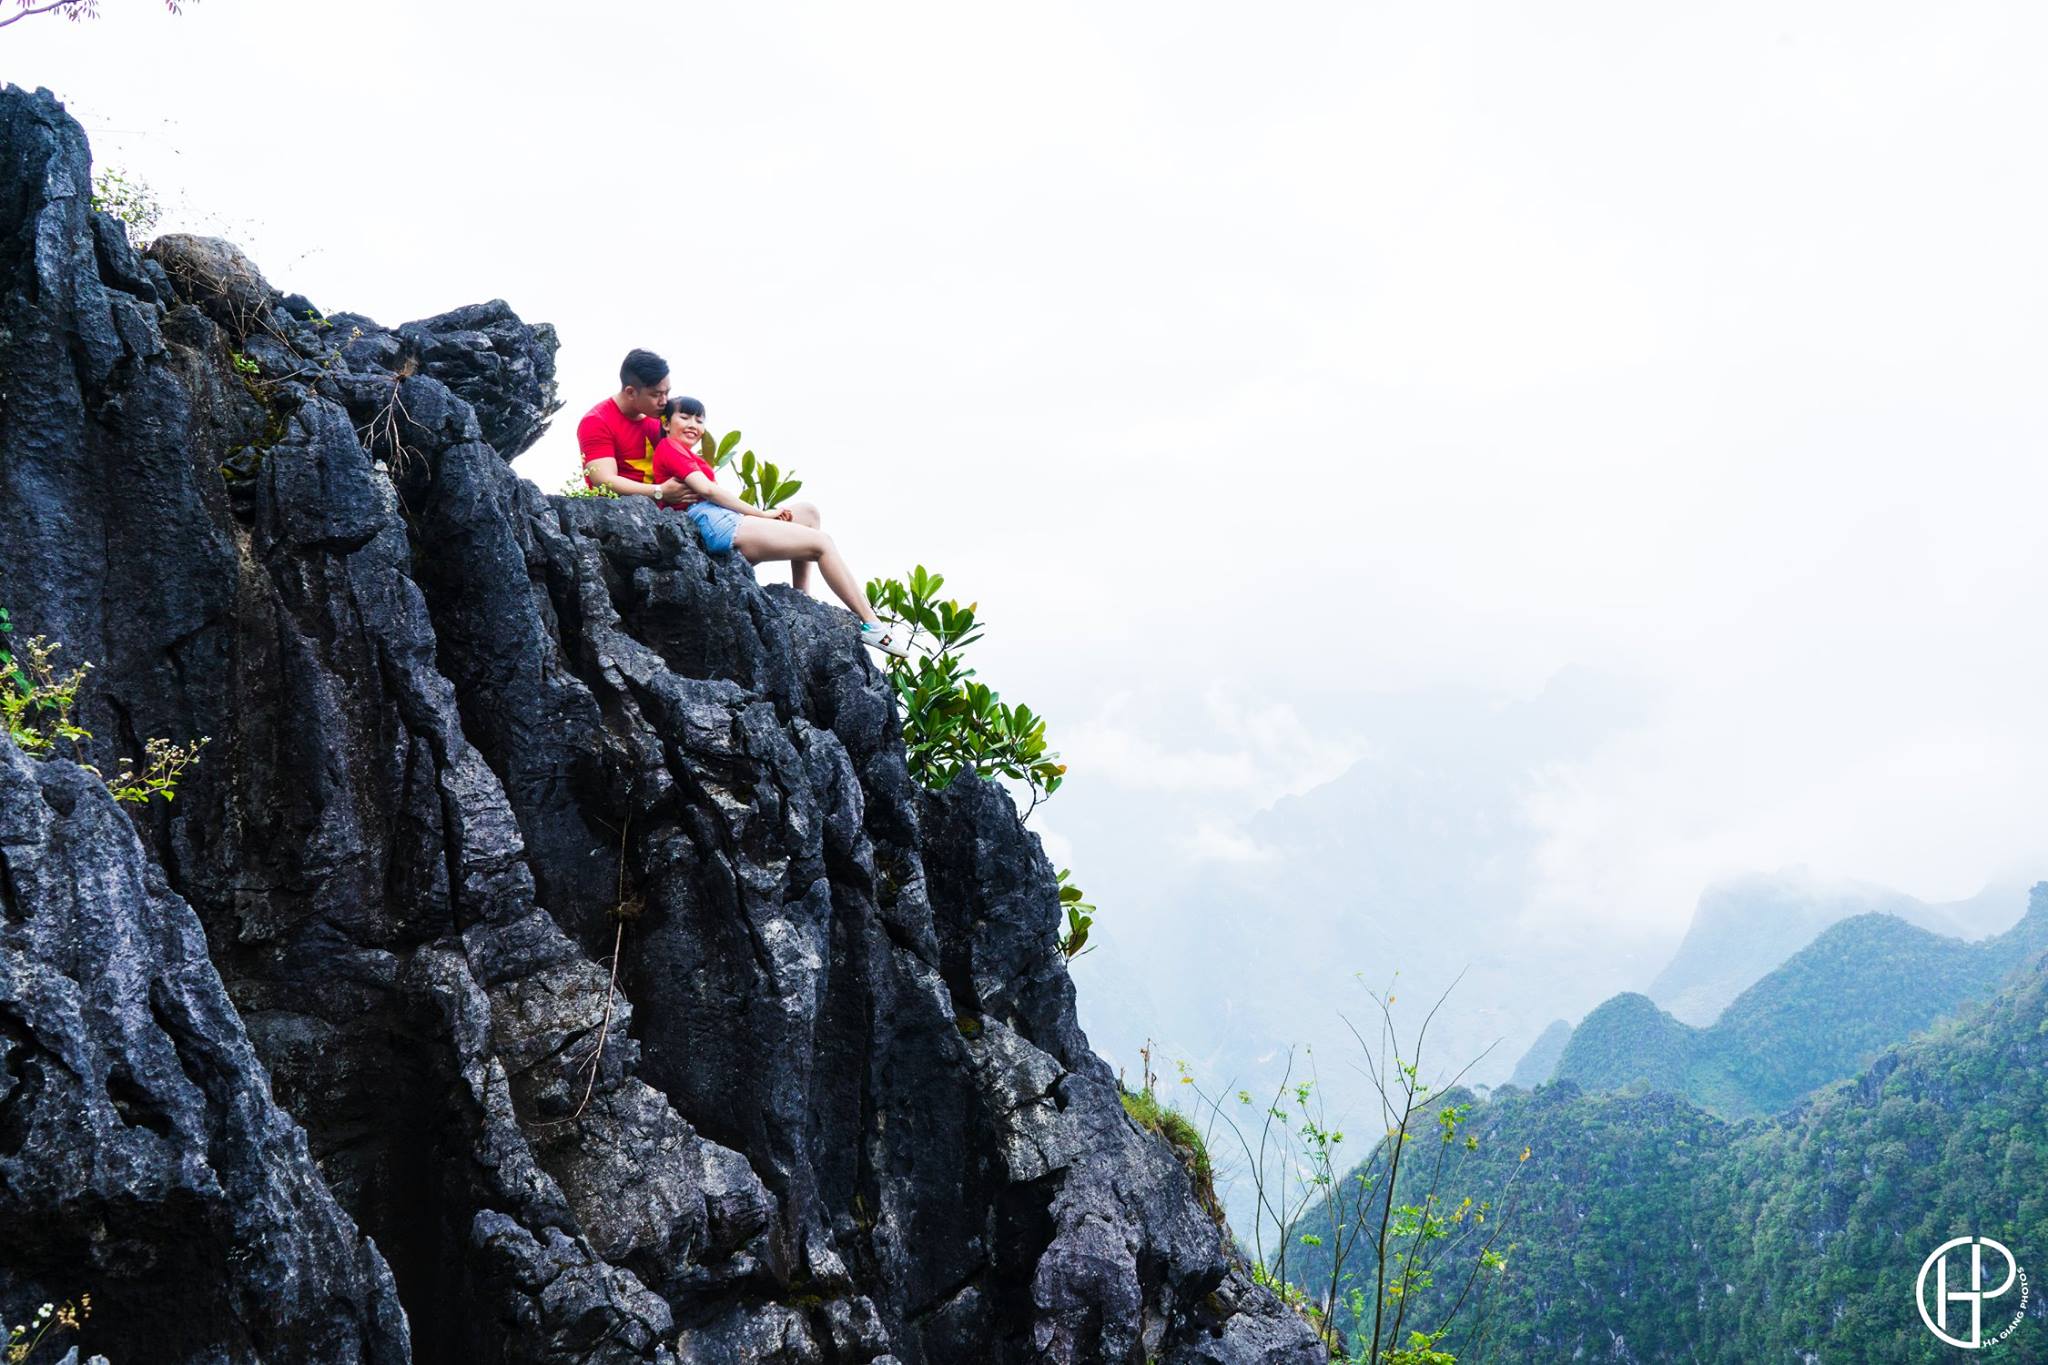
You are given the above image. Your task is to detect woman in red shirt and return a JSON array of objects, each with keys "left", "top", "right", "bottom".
[{"left": 651, "top": 398, "right": 907, "bottom": 657}]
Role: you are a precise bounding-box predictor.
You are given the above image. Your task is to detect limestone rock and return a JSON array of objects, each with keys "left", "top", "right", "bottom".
[{"left": 0, "top": 82, "right": 1320, "bottom": 1364}]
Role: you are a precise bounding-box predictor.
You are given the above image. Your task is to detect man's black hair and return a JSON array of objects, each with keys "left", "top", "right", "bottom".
[
  {"left": 620, "top": 349, "right": 669, "bottom": 388},
  {"left": 663, "top": 396, "right": 706, "bottom": 421}
]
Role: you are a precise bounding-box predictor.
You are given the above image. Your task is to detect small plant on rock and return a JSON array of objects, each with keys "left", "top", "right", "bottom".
[
  {"left": 1057, "top": 868, "right": 1095, "bottom": 958},
  {"left": 2, "top": 606, "right": 209, "bottom": 806},
  {"left": 2, "top": 1292, "right": 90, "bottom": 1363},
  {"left": 105, "top": 734, "right": 211, "bottom": 806},
  {"left": 89, "top": 163, "right": 160, "bottom": 236},
  {"left": 560, "top": 474, "right": 618, "bottom": 499},
  {"left": 1121, "top": 1041, "right": 1224, "bottom": 1225},
  {"left": 0, "top": 608, "right": 90, "bottom": 761}
]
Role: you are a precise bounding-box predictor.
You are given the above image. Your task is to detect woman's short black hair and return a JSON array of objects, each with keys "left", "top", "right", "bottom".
[
  {"left": 620, "top": 348, "right": 669, "bottom": 388},
  {"left": 663, "top": 396, "right": 705, "bottom": 422}
]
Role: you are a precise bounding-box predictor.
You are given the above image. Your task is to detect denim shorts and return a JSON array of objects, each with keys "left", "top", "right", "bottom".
[{"left": 685, "top": 503, "right": 743, "bottom": 554}]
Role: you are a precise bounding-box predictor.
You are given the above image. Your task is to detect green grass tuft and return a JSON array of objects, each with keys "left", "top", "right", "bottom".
[{"left": 1121, "top": 1087, "right": 1225, "bottom": 1225}]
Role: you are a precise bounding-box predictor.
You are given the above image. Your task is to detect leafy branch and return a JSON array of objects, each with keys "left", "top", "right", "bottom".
[
  {"left": 864, "top": 564, "right": 1066, "bottom": 812},
  {"left": 700, "top": 428, "right": 801, "bottom": 510},
  {"left": 1056, "top": 868, "right": 1095, "bottom": 958}
]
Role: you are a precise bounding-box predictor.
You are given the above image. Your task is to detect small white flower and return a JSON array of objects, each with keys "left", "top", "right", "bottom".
[{"left": 38, "top": 1303, "right": 53, "bottom": 1317}]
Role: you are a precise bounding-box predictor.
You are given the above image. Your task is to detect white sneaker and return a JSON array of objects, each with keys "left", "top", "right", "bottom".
[{"left": 859, "top": 620, "right": 910, "bottom": 658}]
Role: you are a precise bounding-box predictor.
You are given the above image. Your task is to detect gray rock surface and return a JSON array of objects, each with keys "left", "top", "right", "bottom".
[
  {"left": 0, "top": 83, "right": 1322, "bottom": 1364},
  {"left": 0, "top": 743, "right": 411, "bottom": 1363}
]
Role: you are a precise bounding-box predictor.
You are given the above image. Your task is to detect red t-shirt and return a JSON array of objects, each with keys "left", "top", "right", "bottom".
[
  {"left": 649, "top": 436, "right": 716, "bottom": 510},
  {"left": 576, "top": 398, "right": 662, "bottom": 486}
]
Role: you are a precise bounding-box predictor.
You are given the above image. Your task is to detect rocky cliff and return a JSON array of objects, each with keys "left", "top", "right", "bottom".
[{"left": 0, "top": 85, "right": 1321, "bottom": 1365}]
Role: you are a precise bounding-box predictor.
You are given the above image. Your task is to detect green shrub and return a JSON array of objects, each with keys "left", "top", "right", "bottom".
[
  {"left": 862, "top": 566, "right": 1091, "bottom": 952},
  {"left": 863, "top": 565, "right": 1065, "bottom": 809}
]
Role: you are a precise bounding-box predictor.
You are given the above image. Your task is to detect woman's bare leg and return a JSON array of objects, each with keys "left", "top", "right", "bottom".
[
  {"left": 784, "top": 501, "right": 821, "bottom": 593},
  {"left": 734, "top": 518, "right": 879, "bottom": 625}
]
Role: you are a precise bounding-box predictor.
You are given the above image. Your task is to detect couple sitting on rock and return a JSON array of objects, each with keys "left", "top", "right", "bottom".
[{"left": 577, "top": 348, "right": 909, "bottom": 658}]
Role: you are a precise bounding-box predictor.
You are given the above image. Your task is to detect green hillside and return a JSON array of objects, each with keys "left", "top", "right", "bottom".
[{"left": 1285, "top": 949, "right": 2048, "bottom": 1361}]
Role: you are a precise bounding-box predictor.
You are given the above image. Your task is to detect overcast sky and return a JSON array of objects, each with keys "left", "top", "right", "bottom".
[{"left": 11, "top": 1, "right": 2047, "bottom": 1072}]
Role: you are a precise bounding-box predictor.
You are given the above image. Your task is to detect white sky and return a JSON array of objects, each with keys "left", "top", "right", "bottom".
[{"left": 11, "top": 1, "right": 2047, "bottom": 1064}]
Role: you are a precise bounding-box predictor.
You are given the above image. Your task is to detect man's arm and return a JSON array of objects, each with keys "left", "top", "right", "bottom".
[
  {"left": 584, "top": 456, "right": 682, "bottom": 501},
  {"left": 578, "top": 415, "right": 676, "bottom": 499}
]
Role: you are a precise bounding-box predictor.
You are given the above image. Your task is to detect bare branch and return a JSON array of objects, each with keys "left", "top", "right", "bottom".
[
  {"left": 2, "top": 0, "right": 186, "bottom": 30},
  {"left": 0, "top": 0, "right": 85, "bottom": 29}
]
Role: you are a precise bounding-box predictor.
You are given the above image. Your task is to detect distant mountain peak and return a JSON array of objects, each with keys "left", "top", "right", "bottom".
[
  {"left": 1558, "top": 892, "right": 2047, "bottom": 1120},
  {"left": 1645, "top": 870, "right": 2038, "bottom": 1027}
]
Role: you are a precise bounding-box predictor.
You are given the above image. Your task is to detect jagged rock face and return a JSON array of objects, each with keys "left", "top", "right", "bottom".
[
  {"left": 0, "top": 86, "right": 1322, "bottom": 1364},
  {"left": 0, "top": 745, "right": 412, "bottom": 1362}
]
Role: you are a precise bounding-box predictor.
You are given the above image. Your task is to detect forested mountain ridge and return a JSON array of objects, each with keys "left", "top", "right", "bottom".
[
  {"left": 1646, "top": 869, "right": 2031, "bottom": 1025},
  {"left": 1540, "top": 884, "right": 2048, "bottom": 1117}
]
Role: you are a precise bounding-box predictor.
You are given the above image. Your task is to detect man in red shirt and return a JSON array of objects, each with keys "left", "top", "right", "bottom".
[{"left": 577, "top": 349, "right": 691, "bottom": 503}]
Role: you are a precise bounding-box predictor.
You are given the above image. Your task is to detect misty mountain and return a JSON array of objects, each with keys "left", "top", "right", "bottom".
[
  {"left": 1645, "top": 867, "right": 2032, "bottom": 1025},
  {"left": 1507, "top": 1017, "right": 1573, "bottom": 1088}
]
